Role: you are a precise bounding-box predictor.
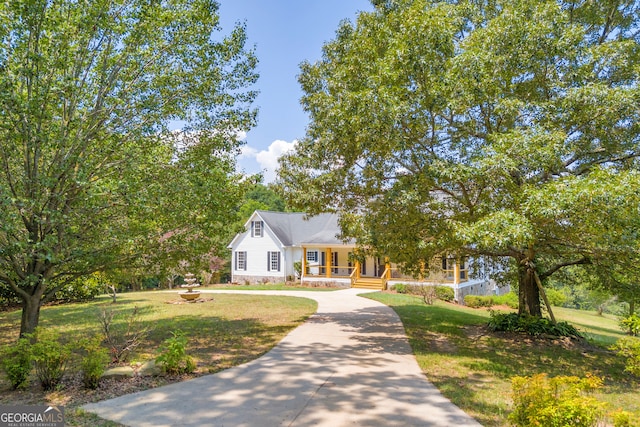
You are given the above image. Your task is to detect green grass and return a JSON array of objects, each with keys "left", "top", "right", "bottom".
[
  {"left": 0, "top": 291, "right": 317, "bottom": 426},
  {"left": 364, "top": 292, "right": 640, "bottom": 427},
  {"left": 202, "top": 283, "right": 340, "bottom": 291},
  {"left": 552, "top": 306, "right": 625, "bottom": 346}
]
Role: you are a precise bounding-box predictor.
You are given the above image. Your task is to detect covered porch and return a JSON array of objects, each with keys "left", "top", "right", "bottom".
[{"left": 300, "top": 245, "right": 469, "bottom": 291}]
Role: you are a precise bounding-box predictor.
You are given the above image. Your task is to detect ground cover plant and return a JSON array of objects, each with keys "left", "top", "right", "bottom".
[
  {"left": 0, "top": 291, "right": 317, "bottom": 426},
  {"left": 364, "top": 292, "right": 640, "bottom": 426}
]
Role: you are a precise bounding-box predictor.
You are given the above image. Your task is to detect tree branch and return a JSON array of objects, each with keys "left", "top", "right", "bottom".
[{"left": 539, "top": 256, "right": 591, "bottom": 281}]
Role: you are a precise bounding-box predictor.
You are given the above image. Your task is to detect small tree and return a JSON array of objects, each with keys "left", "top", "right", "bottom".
[{"left": 98, "top": 306, "right": 149, "bottom": 363}]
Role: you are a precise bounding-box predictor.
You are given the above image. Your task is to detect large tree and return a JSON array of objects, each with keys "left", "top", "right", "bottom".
[
  {"left": 278, "top": 0, "right": 640, "bottom": 317},
  {"left": 0, "top": 0, "right": 258, "bottom": 336}
]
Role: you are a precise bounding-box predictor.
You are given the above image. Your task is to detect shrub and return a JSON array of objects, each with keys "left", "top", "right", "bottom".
[
  {"left": 78, "top": 337, "right": 110, "bottom": 389},
  {"left": 620, "top": 313, "right": 640, "bottom": 336},
  {"left": 610, "top": 409, "right": 638, "bottom": 427},
  {"left": 545, "top": 288, "right": 567, "bottom": 307},
  {"left": 464, "top": 295, "right": 479, "bottom": 307},
  {"left": 464, "top": 295, "right": 494, "bottom": 308},
  {"left": 394, "top": 284, "right": 408, "bottom": 294},
  {"left": 99, "top": 306, "right": 149, "bottom": 363},
  {"left": 54, "top": 272, "right": 109, "bottom": 303},
  {"left": 611, "top": 337, "right": 640, "bottom": 377},
  {"left": 156, "top": 330, "right": 196, "bottom": 375},
  {"left": 488, "top": 311, "right": 583, "bottom": 338},
  {"left": 30, "top": 329, "right": 70, "bottom": 391},
  {"left": 0, "top": 338, "right": 32, "bottom": 389},
  {"left": 493, "top": 292, "right": 519, "bottom": 309},
  {"left": 413, "top": 285, "right": 437, "bottom": 305},
  {"left": 509, "top": 373, "right": 607, "bottom": 427},
  {"left": 435, "top": 286, "right": 455, "bottom": 302},
  {"left": 293, "top": 261, "right": 302, "bottom": 279}
]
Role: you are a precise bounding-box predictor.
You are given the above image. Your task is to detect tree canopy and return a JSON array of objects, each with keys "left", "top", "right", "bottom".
[
  {"left": 278, "top": 0, "right": 640, "bottom": 317},
  {"left": 0, "top": 0, "right": 258, "bottom": 335},
  {"left": 238, "top": 183, "right": 287, "bottom": 221}
]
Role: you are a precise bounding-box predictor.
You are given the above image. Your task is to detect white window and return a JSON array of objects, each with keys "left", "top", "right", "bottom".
[
  {"left": 442, "top": 257, "right": 454, "bottom": 279},
  {"left": 235, "top": 251, "right": 247, "bottom": 271},
  {"left": 306, "top": 250, "right": 318, "bottom": 263},
  {"left": 251, "top": 221, "right": 264, "bottom": 237},
  {"left": 459, "top": 257, "right": 468, "bottom": 280},
  {"left": 267, "top": 251, "right": 281, "bottom": 272}
]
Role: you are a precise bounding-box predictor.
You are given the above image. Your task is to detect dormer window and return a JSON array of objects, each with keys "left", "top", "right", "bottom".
[{"left": 251, "top": 220, "right": 264, "bottom": 237}]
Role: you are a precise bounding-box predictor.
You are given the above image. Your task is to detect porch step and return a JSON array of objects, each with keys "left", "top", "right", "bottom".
[{"left": 351, "top": 278, "right": 385, "bottom": 290}]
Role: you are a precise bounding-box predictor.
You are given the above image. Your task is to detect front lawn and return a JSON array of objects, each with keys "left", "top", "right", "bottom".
[
  {"left": 364, "top": 292, "right": 640, "bottom": 426},
  {"left": 0, "top": 291, "right": 317, "bottom": 426}
]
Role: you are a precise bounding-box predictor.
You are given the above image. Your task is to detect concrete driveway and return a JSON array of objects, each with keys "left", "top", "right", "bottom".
[{"left": 83, "top": 288, "right": 481, "bottom": 426}]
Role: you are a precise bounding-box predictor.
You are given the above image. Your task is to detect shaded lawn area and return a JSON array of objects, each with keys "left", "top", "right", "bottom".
[
  {"left": 364, "top": 292, "right": 640, "bottom": 427},
  {"left": 0, "top": 291, "right": 317, "bottom": 426}
]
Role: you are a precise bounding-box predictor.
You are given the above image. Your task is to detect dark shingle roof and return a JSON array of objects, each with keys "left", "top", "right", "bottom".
[{"left": 255, "top": 211, "right": 349, "bottom": 247}]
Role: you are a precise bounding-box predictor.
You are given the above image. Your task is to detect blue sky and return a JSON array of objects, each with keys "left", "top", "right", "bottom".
[{"left": 217, "top": 1, "right": 373, "bottom": 182}]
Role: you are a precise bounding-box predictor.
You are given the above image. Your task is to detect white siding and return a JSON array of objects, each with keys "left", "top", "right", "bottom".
[
  {"left": 284, "top": 247, "right": 303, "bottom": 279},
  {"left": 230, "top": 213, "right": 285, "bottom": 282}
]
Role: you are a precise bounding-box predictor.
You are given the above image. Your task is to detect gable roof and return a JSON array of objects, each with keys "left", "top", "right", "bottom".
[{"left": 256, "top": 211, "right": 348, "bottom": 247}]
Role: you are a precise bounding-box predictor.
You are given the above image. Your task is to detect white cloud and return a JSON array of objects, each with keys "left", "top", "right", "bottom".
[
  {"left": 235, "top": 130, "right": 247, "bottom": 141},
  {"left": 241, "top": 139, "right": 297, "bottom": 183},
  {"left": 239, "top": 145, "right": 258, "bottom": 158}
]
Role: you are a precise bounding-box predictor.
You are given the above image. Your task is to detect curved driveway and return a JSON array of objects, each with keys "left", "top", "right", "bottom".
[{"left": 83, "top": 288, "right": 481, "bottom": 426}]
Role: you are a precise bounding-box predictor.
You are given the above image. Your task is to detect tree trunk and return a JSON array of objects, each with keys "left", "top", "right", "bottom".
[
  {"left": 20, "top": 294, "right": 42, "bottom": 338},
  {"left": 517, "top": 263, "right": 542, "bottom": 317}
]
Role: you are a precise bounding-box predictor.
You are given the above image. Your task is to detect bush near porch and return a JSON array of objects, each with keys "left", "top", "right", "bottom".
[{"left": 392, "top": 284, "right": 455, "bottom": 302}]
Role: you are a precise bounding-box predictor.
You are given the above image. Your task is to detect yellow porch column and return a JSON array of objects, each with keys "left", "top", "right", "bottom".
[
  {"left": 302, "top": 247, "right": 307, "bottom": 278},
  {"left": 355, "top": 260, "right": 361, "bottom": 280},
  {"left": 326, "top": 248, "right": 332, "bottom": 278},
  {"left": 385, "top": 258, "right": 391, "bottom": 280}
]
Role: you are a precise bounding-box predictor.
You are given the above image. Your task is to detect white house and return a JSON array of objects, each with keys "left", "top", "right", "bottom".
[{"left": 228, "top": 210, "right": 506, "bottom": 301}]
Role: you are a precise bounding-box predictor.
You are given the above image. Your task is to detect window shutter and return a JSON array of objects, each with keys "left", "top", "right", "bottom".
[
  {"left": 267, "top": 251, "right": 271, "bottom": 271},
  {"left": 234, "top": 252, "right": 237, "bottom": 270},
  {"left": 251, "top": 221, "right": 254, "bottom": 237},
  {"left": 243, "top": 252, "right": 247, "bottom": 271},
  {"left": 277, "top": 252, "right": 281, "bottom": 272}
]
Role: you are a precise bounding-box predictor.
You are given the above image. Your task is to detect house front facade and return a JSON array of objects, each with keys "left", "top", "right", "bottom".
[{"left": 228, "top": 210, "right": 506, "bottom": 301}]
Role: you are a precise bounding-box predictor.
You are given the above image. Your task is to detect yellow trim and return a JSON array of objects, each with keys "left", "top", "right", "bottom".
[{"left": 302, "top": 247, "right": 307, "bottom": 277}]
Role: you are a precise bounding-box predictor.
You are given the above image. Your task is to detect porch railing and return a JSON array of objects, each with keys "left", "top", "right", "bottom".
[
  {"left": 380, "top": 266, "right": 391, "bottom": 290},
  {"left": 388, "top": 267, "right": 468, "bottom": 284},
  {"left": 305, "top": 264, "right": 355, "bottom": 278}
]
